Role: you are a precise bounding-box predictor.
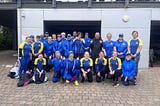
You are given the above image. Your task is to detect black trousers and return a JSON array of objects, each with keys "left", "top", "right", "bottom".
[
  {"left": 112, "top": 70, "right": 122, "bottom": 82},
  {"left": 35, "top": 74, "right": 45, "bottom": 84},
  {"left": 81, "top": 71, "right": 93, "bottom": 82},
  {"left": 31, "top": 55, "right": 38, "bottom": 71},
  {"left": 106, "top": 58, "right": 110, "bottom": 78},
  {"left": 45, "top": 58, "right": 53, "bottom": 72},
  {"left": 92, "top": 55, "right": 98, "bottom": 74},
  {"left": 96, "top": 70, "right": 106, "bottom": 82}
]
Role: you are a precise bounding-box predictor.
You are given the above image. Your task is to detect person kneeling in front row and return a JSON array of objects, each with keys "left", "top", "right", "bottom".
[
  {"left": 34, "top": 54, "right": 47, "bottom": 84},
  {"left": 122, "top": 53, "right": 137, "bottom": 86},
  {"left": 108, "top": 51, "right": 122, "bottom": 87},
  {"left": 80, "top": 51, "right": 93, "bottom": 83},
  {"left": 63, "top": 51, "right": 80, "bottom": 86},
  {"left": 48, "top": 51, "right": 63, "bottom": 83},
  {"left": 95, "top": 51, "right": 107, "bottom": 82}
]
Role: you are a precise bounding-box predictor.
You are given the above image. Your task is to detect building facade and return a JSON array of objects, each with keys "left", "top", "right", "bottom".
[{"left": 1, "top": 0, "right": 160, "bottom": 68}]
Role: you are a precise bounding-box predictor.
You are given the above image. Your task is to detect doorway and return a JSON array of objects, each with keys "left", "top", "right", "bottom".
[
  {"left": 0, "top": 10, "right": 17, "bottom": 50},
  {"left": 150, "top": 21, "right": 160, "bottom": 67}
]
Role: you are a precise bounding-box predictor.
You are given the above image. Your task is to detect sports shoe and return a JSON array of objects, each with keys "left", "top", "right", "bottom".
[
  {"left": 113, "top": 82, "right": 119, "bottom": 87},
  {"left": 66, "top": 80, "right": 70, "bottom": 84},
  {"left": 74, "top": 81, "right": 79, "bottom": 86},
  {"left": 133, "top": 81, "right": 137, "bottom": 85}
]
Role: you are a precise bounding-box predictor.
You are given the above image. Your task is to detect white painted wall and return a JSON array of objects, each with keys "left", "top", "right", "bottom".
[{"left": 17, "top": 8, "right": 160, "bottom": 68}]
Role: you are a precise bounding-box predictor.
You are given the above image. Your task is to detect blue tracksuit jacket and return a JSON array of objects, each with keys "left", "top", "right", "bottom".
[
  {"left": 63, "top": 58, "right": 80, "bottom": 81},
  {"left": 63, "top": 39, "right": 74, "bottom": 57},
  {"left": 54, "top": 40, "right": 64, "bottom": 56},
  {"left": 114, "top": 40, "right": 128, "bottom": 58},
  {"left": 44, "top": 41, "right": 54, "bottom": 57},
  {"left": 122, "top": 59, "right": 136, "bottom": 77},
  {"left": 73, "top": 39, "right": 84, "bottom": 54}
]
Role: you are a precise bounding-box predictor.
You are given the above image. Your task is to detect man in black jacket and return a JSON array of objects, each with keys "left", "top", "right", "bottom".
[{"left": 90, "top": 32, "right": 103, "bottom": 74}]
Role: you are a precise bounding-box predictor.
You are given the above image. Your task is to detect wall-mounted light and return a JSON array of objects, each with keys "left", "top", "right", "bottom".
[{"left": 122, "top": 15, "right": 129, "bottom": 23}]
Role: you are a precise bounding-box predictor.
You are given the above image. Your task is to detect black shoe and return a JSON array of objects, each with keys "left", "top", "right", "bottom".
[
  {"left": 61, "top": 78, "right": 65, "bottom": 83},
  {"left": 81, "top": 79, "right": 84, "bottom": 83},
  {"left": 133, "top": 81, "right": 137, "bottom": 85}
]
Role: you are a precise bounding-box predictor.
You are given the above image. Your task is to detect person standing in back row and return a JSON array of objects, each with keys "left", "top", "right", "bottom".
[
  {"left": 114, "top": 34, "right": 128, "bottom": 62},
  {"left": 84, "top": 32, "right": 92, "bottom": 54},
  {"left": 73, "top": 32, "right": 84, "bottom": 59},
  {"left": 128, "top": 31, "right": 143, "bottom": 78},
  {"left": 90, "top": 32, "right": 103, "bottom": 74}
]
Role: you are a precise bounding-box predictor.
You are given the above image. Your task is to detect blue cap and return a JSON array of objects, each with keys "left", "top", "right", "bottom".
[
  {"left": 67, "top": 34, "right": 71, "bottom": 37},
  {"left": 119, "top": 33, "right": 124, "bottom": 37},
  {"left": 85, "top": 32, "right": 89, "bottom": 35},
  {"left": 30, "top": 35, "right": 34, "bottom": 38},
  {"left": 68, "top": 51, "right": 74, "bottom": 56}
]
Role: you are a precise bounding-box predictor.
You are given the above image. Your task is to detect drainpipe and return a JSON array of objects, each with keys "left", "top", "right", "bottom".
[
  {"left": 52, "top": 0, "right": 56, "bottom": 8},
  {"left": 125, "top": 0, "right": 129, "bottom": 8},
  {"left": 88, "top": 0, "right": 92, "bottom": 8},
  {"left": 17, "top": 0, "right": 21, "bottom": 8}
]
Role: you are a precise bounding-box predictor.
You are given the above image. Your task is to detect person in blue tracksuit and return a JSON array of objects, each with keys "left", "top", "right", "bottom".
[
  {"left": 19, "top": 36, "right": 32, "bottom": 75},
  {"left": 34, "top": 54, "right": 47, "bottom": 84},
  {"left": 80, "top": 51, "right": 93, "bottom": 83},
  {"left": 54, "top": 34, "right": 64, "bottom": 56},
  {"left": 44, "top": 36, "right": 54, "bottom": 58},
  {"left": 52, "top": 33, "right": 57, "bottom": 41},
  {"left": 103, "top": 33, "right": 115, "bottom": 58},
  {"left": 84, "top": 32, "right": 92, "bottom": 53},
  {"left": 122, "top": 53, "right": 136, "bottom": 86},
  {"left": 108, "top": 51, "right": 122, "bottom": 87},
  {"left": 95, "top": 51, "right": 107, "bottom": 82},
  {"left": 27, "top": 35, "right": 35, "bottom": 71},
  {"left": 40, "top": 32, "right": 49, "bottom": 44},
  {"left": 51, "top": 34, "right": 57, "bottom": 54},
  {"left": 63, "top": 34, "right": 74, "bottom": 58},
  {"left": 103, "top": 33, "right": 115, "bottom": 77},
  {"left": 31, "top": 35, "right": 44, "bottom": 71},
  {"left": 61, "top": 32, "right": 67, "bottom": 42},
  {"left": 73, "top": 32, "right": 84, "bottom": 59},
  {"left": 128, "top": 31, "right": 143, "bottom": 77},
  {"left": 44, "top": 36, "right": 54, "bottom": 72},
  {"left": 114, "top": 34, "right": 128, "bottom": 62},
  {"left": 48, "top": 51, "right": 63, "bottom": 83},
  {"left": 63, "top": 51, "right": 80, "bottom": 86}
]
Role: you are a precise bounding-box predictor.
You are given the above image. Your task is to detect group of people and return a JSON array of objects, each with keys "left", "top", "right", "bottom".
[{"left": 18, "top": 31, "right": 143, "bottom": 87}]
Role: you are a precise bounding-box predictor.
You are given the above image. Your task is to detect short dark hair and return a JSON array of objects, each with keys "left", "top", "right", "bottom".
[
  {"left": 36, "top": 35, "right": 41, "bottom": 39},
  {"left": 132, "top": 31, "right": 138, "bottom": 35}
]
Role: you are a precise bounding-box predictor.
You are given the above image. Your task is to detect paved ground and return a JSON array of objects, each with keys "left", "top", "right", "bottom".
[{"left": 0, "top": 51, "right": 160, "bottom": 106}]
